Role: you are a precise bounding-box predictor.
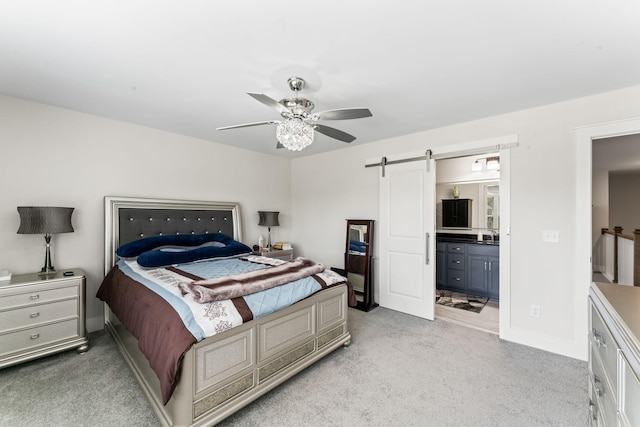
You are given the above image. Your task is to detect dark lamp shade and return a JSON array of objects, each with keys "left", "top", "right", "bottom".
[
  {"left": 258, "top": 211, "right": 279, "bottom": 227},
  {"left": 17, "top": 206, "right": 75, "bottom": 235}
]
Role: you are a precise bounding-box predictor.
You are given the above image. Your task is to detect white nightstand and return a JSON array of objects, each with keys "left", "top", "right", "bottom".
[
  {"left": 0, "top": 269, "right": 89, "bottom": 368},
  {"left": 254, "top": 249, "right": 294, "bottom": 261}
]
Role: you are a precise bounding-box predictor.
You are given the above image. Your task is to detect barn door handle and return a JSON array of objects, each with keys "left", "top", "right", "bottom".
[{"left": 425, "top": 233, "right": 430, "bottom": 265}]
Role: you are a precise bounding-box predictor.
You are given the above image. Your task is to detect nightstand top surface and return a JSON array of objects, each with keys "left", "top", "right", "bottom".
[{"left": 1, "top": 269, "right": 84, "bottom": 288}]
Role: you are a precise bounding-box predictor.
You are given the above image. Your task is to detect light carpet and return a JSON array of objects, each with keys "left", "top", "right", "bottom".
[{"left": 0, "top": 307, "right": 587, "bottom": 426}]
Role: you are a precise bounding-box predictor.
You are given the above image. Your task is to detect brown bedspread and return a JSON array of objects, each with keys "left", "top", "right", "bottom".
[{"left": 97, "top": 266, "right": 196, "bottom": 404}]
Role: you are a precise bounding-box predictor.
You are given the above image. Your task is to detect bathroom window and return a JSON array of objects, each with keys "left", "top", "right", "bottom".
[{"left": 484, "top": 184, "right": 499, "bottom": 231}]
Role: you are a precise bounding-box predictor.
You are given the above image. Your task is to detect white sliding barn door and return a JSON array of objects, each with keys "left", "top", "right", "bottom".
[{"left": 378, "top": 157, "right": 436, "bottom": 320}]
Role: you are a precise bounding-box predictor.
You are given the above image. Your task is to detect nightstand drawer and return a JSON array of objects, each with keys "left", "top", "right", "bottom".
[
  {"left": 0, "top": 319, "right": 78, "bottom": 357},
  {"left": 258, "top": 249, "right": 293, "bottom": 261},
  {"left": 0, "top": 299, "right": 78, "bottom": 332},
  {"left": 0, "top": 285, "right": 79, "bottom": 309}
]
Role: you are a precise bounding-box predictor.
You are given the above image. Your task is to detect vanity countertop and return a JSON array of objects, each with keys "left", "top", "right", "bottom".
[{"left": 437, "top": 232, "right": 499, "bottom": 246}]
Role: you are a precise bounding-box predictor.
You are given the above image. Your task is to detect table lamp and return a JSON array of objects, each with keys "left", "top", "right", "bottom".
[
  {"left": 258, "top": 211, "right": 279, "bottom": 250},
  {"left": 17, "top": 206, "right": 74, "bottom": 275}
]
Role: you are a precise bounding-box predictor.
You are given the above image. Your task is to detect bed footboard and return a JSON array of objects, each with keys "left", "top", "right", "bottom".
[{"left": 105, "top": 283, "right": 350, "bottom": 427}]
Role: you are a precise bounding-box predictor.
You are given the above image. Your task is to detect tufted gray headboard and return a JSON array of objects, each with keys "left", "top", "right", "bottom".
[{"left": 104, "top": 196, "right": 243, "bottom": 275}]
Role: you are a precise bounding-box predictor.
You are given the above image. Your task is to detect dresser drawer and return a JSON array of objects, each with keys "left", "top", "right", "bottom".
[
  {"left": 0, "top": 284, "right": 79, "bottom": 309},
  {"left": 0, "top": 319, "right": 78, "bottom": 357},
  {"left": 447, "top": 253, "right": 465, "bottom": 270},
  {"left": 590, "top": 343, "right": 617, "bottom": 427},
  {"left": 590, "top": 302, "right": 619, "bottom": 393},
  {"left": 620, "top": 353, "right": 640, "bottom": 427},
  {"left": 0, "top": 299, "right": 78, "bottom": 333}
]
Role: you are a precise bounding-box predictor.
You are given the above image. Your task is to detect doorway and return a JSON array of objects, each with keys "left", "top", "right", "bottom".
[
  {"left": 592, "top": 134, "right": 640, "bottom": 284},
  {"left": 434, "top": 154, "right": 501, "bottom": 335},
  {"left": 576, "top": 117, "right": 640, "bottom": 360},
  {"left": 374, "top": 135, "right": 515, "bottom": 337}
]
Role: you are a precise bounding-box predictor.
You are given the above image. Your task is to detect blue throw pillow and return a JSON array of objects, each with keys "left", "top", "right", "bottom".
[{"left": 116, "top": 233, "right": 252, "bottom": 267}]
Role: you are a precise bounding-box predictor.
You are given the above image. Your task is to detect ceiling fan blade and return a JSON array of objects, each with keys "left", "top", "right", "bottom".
[
  {"left": 314, "top": 108, "right": 372, "bottom": 121},
  {"left": 313, "top": 124, "right": 356, "bottom": 143},
  {"left": 217, "top": 120, "right": 277, "bottom": 130},
  {"left": 247, "top": 93, "right": 291, "bottom": 115}
]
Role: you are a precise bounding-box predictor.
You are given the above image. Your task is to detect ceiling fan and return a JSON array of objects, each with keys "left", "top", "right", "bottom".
[{"left": 217, "top": 77, "right": 373, "bottom": 151}]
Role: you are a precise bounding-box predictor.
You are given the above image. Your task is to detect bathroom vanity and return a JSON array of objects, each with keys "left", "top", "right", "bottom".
[{"left": 436, "top": 233, "right": 499, "bottom": 300}]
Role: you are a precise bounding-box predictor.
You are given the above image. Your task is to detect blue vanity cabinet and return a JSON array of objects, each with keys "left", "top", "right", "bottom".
[
  {"left": 436, "top": 242, "right": 446, "bottom": 288},
  {"left": 466, "top": 244, "right": 499, "bottom": 299},
  {"left": 487, "top": 256, "right": 499, "bottom": 298}
]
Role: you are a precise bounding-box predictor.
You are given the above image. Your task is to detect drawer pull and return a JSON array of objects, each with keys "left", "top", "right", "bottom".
[
  {"left": 453, "top": 277, "right": 461, "bottom": 281},
  {"left": 592, "top": 328, "right": 607, "bottom": 349},
  {"left": 30, "top": 294, "right": 40, "bottom": 300},
  {"left": 593, "top": 375, "right": 603, "bottom": 397},
  {"left": 453, "top": 260, "right": 461, "bottom": 264},
  {"left": 30, "top": 333, "right": 40, "bottom": 340},
  {"left": 30, "top": 312, "right": 40, "bottom": 318},
  {"left": 588, "top": 399, "right": 597, "bottom": 421}
]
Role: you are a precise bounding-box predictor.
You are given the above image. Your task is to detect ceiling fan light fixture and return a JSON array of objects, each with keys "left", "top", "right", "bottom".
[{"left": 276, "top": 118, "right": 314, "bottom": 151}]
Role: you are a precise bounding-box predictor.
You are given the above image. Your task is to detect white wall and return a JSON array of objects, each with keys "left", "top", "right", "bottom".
[
  {"left": 3, "top": 84, "right": 639, "bottom": 360},
  {"left": 291, "top": 85, "right": 640, "bottom": 360},
  {"left": 0, "top": 95, "right": 292, "bottom": 332},
  {"left": 592, "top": 167, "right": 609, "bottom": 272},
  {"left": 610, "top": 171, "right": 640, "bottom": 234},
  {"left": 434, "top": 156, "right": 500, "bottom": 231}
]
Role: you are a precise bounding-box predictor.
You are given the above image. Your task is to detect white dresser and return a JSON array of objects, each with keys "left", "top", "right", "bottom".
[
  {"left": 0, "top": 269, "right": 89, "bottom": 368},
  {"left": 589, "top": 282, "right": 640, "bottom": 426}
]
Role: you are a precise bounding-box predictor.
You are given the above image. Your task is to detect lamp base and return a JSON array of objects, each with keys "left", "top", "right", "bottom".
[{"left": 39, "top": 234, "right": 56, "bottom": 276}]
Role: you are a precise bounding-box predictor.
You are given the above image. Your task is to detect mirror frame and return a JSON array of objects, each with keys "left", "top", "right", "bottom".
[{"left": 344, "top": 219, "right": 377, "bottom": 312}]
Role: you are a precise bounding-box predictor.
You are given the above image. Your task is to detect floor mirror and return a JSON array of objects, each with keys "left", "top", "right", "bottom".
[{"left": 345, "top": 219, "right": 377, "bottom": 311}]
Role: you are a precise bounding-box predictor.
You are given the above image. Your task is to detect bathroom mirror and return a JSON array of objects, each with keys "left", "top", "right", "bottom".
[
  {"left": 344, "top": 219, "right": 376, "bottom": 311},
  {"left": 435, "top": 181, "right": 499, "bottom": 232}
]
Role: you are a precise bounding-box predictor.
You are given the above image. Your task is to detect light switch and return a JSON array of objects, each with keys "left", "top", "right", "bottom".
[{"left": 543, "top": 230, "right": 560, "bottom": 243}]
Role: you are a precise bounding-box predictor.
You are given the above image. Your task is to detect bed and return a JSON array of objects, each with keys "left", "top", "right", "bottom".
[{"left": 99, "top": 196, "right": 352, "bottom": 426}]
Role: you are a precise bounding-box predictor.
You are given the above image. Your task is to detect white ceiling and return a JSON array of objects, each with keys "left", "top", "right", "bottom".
[{"left": 1, "top": 1, "right": 639, "bottom": 158}]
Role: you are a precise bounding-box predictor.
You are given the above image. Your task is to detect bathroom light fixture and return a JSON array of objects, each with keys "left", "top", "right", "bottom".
[
  {"left": 471, "top": 156, "right": 500, "bottom": 172},
  {"left": 486, "top": 156, "right": 500, "bottom": 170},
  {"left": 17, "top": 206, "right": 74, "bottom": 275},
  {"left": 276, "top": 118, "right": 314, "bottom": 151}
]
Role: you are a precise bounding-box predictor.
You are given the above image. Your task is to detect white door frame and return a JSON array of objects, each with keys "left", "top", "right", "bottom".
[
  {"left": 431, "top": 136, "right": 515, "bottom": 338},
  {"left": 575, "top": 117, "right": 640, "bottom": 359}
]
